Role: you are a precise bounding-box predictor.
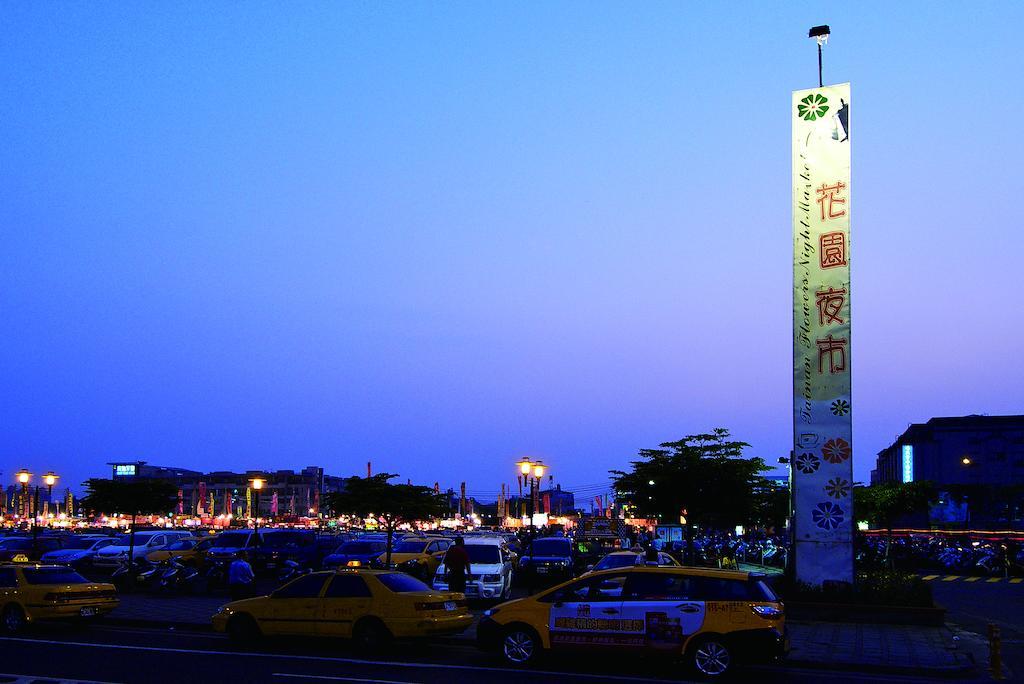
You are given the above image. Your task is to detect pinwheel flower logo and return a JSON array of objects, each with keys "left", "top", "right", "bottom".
[
  {"left": 830, "top": 399, "right": 851, "bottom": 416},
  {"left": 795, "top": 452, "right": 821, "bottom": 474},
  {"left": 797, "top": 93, "right": 829, "bottom": 121},
  {"left": 822, "top": 437, "right": 852, "bottom": 464},
  {"left": 825, "top": 477, "right": 850, "bottom": 500},
  {"left": 812, "top": 501, "right": 844, "bottom": 530}
]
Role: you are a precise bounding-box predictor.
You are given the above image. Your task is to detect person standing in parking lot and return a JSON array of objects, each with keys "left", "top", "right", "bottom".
[
  {"left": 228, "top": 551, "right": 255, "bottom": 601},
  {"left": 444, "top": 537, "right": 471, "bottom": 594}
]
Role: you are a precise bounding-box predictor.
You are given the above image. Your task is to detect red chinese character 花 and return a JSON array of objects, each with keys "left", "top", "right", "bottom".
[{"left": 816, "top": 181, "right": 847, "bottom": 221}]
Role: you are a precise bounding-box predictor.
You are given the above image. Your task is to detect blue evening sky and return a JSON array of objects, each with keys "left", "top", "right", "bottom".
[{"left": 2, "top": 3, "right": 1022, "bottom": 499}]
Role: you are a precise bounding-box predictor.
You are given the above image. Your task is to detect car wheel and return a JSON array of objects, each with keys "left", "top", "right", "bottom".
[
  {"left": 501, "top": 625, "right": 539, "bottom": 666},
  {"left": 690, "top": 636, "right": 733, "bottom": 678},
  {"left": 352, "top": 618, "right": 392, "bottom": 654},
  {"left": 226, "top": 614, "right": 261, "bottom": 644},
  {"left": 1, "top": 605, "right": 27, "bottom": 635}
]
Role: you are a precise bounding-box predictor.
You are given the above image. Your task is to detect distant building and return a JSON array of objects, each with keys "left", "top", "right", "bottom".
[
  {"left": 106, "top": 461, "right": 347, "bottom": 518},
  {"left": 870, "top": 415, "right": 1024, "bottom": 529}
]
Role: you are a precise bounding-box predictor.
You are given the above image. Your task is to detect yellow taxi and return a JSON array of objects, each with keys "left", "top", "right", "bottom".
[
  {"left": 371, "top": 536, "right": 452, "bottom": 581},
  {"left": 0, "top": 563, "right": 119, "bottom": 634},
  {"left": 212, "top": 568, "right": 472, "bottom": 650},
  {"left": 146, "top": 537, "right": 216, "bottom": 569},
  {"left": 477, "top": 566, "right": 786, "bottom": 678}
]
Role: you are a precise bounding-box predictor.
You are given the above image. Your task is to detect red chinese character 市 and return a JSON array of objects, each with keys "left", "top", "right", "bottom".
[{"left": 816, "top": 335, "right": 848, "bottom": 374}]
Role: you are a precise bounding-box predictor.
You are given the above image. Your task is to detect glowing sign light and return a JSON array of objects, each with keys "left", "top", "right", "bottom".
[
  {"left": 901, "top": 445, "right": 914, "bottom": 483},
  {"left": 114, "top": 464, "right": 137, "bottom": 477}
]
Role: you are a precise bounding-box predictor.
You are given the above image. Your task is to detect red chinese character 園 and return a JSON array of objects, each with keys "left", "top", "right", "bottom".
[
  {"left": 816, "top": 335, "right": 848, "bottom": 374},
  {"left": 819, "top": 231, "right": 847, "bottom": 269},
  {"left": 816, "top": 181, "right": 847, "bottom": 221},
  {"left": 815, "top": 287, "right": 847, "bottom": 326}
]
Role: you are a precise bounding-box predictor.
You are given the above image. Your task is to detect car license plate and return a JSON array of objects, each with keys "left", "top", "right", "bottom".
[
  {"left": 536, "top": 567, "right": 548, "bottom": 573},
  {"left": 80, "top": 607, "right": 97, "bottom": 617},
  {"left": 266, "top": 563, "right": 276, "bottom": 568},
  {"left": 444, "top": 601, "right": 456, "bottom": 611}
]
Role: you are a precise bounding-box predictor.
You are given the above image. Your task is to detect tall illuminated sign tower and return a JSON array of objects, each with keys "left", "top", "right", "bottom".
[{"left": 792, "top": 25, "right": 854, "bottom": 585}]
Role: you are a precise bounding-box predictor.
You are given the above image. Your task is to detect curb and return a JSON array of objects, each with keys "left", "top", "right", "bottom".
[
  {"left": 100, "top": 618, "right": 977, "bottom": 678},
  {"left": 104, "top": 617, "right": 214, "bottom": 633}
]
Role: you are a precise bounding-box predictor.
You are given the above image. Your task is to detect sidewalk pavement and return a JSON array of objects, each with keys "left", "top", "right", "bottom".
[
  {"left": 786, "top": 621, "right": 971, "bottom": 675},
  {"left": 108, "top": 593, "right": 972, "bottom": 676}
]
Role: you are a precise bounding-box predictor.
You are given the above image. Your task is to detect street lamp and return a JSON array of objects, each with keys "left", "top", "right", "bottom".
[
  {"left": 961, "top": 457, "right": 972, "bottom": 466},
  {"left": 514, "top": 457, "right": 551, "bottom": 590},
  {"left": 44, "top": 472, "right": 58, "bottom": 524},
  {"left": 250, "top": 477, "right": 265, "bottom": 544},
  {"left": 16, "top": 470, "right": 30, "bottom": 522}
]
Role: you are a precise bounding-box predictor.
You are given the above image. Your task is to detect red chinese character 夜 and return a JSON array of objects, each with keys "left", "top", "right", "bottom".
[
  {"left": 815, "top": 287, "right": 847, "bottom": 326},
  {"left": 816, "top": 335, "right": 848, "bottom": 374},
  {"left": 819, "top": 231, "right": 847, "bottom": 269},
  {"left": 816, "top": 181, "right": 847, "bottom": 221}
]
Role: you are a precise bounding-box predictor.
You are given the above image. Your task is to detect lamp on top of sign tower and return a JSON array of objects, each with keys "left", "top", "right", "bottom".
[{"left": 249, "top": 476, "right": 265, "bottom": 541}]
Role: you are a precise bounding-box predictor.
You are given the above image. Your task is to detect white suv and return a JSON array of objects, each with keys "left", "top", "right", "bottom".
[
  {"left": 93, "top": 531, "right": 192, "bottom": 568},
  {"left": 434, "top": 537, "right": 513, "bottom": 600}
]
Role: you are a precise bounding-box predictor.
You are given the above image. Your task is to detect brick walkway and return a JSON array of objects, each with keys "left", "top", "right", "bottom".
[{"left": 787, "top": 621, "right": 970, "bottom": 672}]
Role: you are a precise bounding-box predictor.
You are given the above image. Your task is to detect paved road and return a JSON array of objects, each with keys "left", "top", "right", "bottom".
[
  {"left": 0, "top": 624, "right": 973, "bottom": 684},
  {"left": 932, "top": 578, "right": 1024, "bottom": 680}
]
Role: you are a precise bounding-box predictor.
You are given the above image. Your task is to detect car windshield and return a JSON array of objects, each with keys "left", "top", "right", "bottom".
[
  {"left": 210, "top": 533, "right": 252, "bottom": 548},
  {"left": 376, "top": 572, "right": 432, "bottom": 593},
  {"left": 531, "top": 539, "right": 570, "bottom": 555},
  {"left": 392, "top": 541, "right": 428, "bottom": 553},
  {"left": 337, "top": 542, "right": 380, "bottom": 554},
  {"left": 0, "top": 539, "right": 31, "bottom": 550},
  {"left": 62, "top": 538, "right": 103, "bottom": 550},
  {"left": 463, "top": 545, "right": 501, "bottom": 563},
  {"left": 166, "top": 541, "right": 195, "bottom": 551},
  {"left": 262, "top": 532, "right": 311, "bottom": 547},
  {"left": 594, "top": 554, "right": 639, "bottom": 570},
  {"left": 23, "top": 568, "right": 90, "bottom": 585}
]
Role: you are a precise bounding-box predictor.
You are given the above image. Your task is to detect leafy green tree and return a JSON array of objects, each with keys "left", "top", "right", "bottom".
[
  {"left": 611, "top": 429, "right": 770, "bottom": 563},
  {"left": 80, "top": 478, "right": 178, "bottom": 582},
  {"left": 324, "top": 474, "right": 448, "bottom": 567},
  {"left": 854, "top": 481, "right": 936, "bottom": 565}
]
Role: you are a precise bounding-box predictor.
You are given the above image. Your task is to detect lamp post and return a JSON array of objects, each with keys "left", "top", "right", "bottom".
[
  {"left": 516, "top": 458, "right": 549, "bottom": 588},
  {"left": 250, "top": 477, "right": 265, "bottom": 544},
  {"left": 16, "top": 470, "right": 30, "bottom": 527},
  {"left": 44, "top": 472, "right": 58, "bottom": 526}
]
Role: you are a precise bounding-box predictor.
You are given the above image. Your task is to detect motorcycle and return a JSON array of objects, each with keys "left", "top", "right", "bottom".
[
  {"left": 111, "top": 558, "right": 156, "bottom": 588},
  {"left": 277, "top": 559, "right": 310, "bottom": 583},
  {"left": 158, "top": 557, "right": 201, "bottom": 592}
]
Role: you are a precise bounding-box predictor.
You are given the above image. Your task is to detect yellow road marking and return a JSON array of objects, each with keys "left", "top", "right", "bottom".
[
  {"left": 964, "top": 576, "right": 981, "bottom": 582},
  {"left": 1010, "top": 578, "right": 1023, "bottom": 584},
  {"left": 922, "top": 575, "right": 939, "bottom": 581},
  {"left": 942, "top": 575, "right": 960, "bottom": 582},
  {"left": 987, "top": 577, "right": 1003, "bottom": 583}
]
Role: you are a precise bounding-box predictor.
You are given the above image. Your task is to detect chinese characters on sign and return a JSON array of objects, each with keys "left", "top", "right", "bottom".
[{"left": 793, "top": 83, "right": 852, "bottom": 586}]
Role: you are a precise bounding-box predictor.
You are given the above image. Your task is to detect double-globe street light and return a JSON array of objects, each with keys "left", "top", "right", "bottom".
[
  {"left": 15, "top": 470, "right": 59, "bottom": 538},
  {"left": 516, "top": 457, "right": 548, "bottom": 582}
]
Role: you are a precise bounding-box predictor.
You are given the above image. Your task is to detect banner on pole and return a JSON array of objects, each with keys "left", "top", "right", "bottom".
[{"left": 792, "top": 82, "right": 853, "bottom": 585}]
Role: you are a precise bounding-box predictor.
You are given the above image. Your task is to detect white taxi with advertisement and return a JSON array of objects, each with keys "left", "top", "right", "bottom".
[{"left": 477, "top": 566, "right": 787, "bottom": 678}]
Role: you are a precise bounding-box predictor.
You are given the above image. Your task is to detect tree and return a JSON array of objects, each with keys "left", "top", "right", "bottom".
[
  {"left": 324, "top": 474, "right": 448, "bottom": 567},
  {"left": 611, "top": 429, "right": 770, "bottom": 563},
  {"left": 80, "top": 478, "right": 178, "bottom": 583},
  {"left": 854, "top": 481, "right": 935, "bottom": 565}
]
